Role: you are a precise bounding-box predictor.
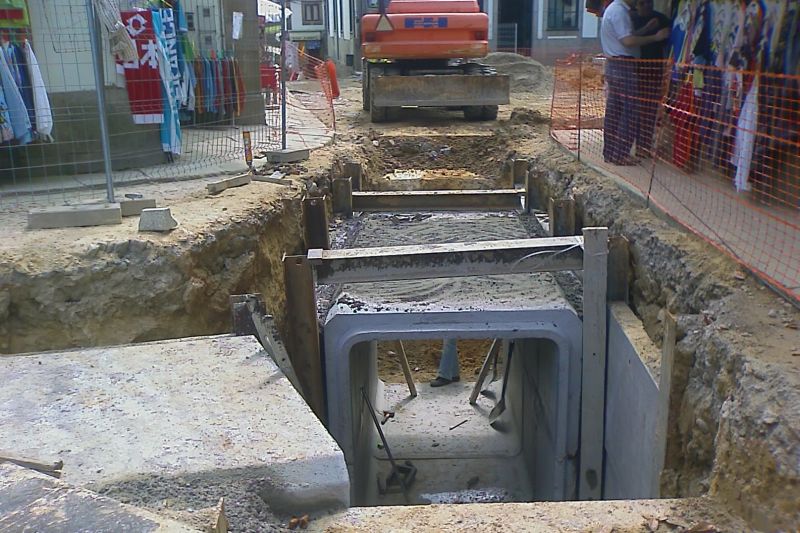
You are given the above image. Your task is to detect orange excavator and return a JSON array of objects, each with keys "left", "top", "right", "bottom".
[{"left": 361, "top": 0, "right": 510, "bottom": 122}]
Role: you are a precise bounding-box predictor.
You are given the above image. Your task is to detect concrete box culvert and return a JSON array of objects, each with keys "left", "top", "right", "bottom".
[{"left": 324, "top": 306, "right": 582, "bottom": 505}]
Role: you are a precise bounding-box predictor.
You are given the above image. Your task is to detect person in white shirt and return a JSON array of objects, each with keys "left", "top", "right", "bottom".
[{"left": 600, "top": 0, "right": 670, "bottom": 165}]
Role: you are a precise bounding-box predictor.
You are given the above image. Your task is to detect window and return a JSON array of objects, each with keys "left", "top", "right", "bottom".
[
  {"left": 547, "top": 0, "right": 579, "bottom": 30},
  {"left": 302, "top": 2, "right": 322, "bottom": 25}
]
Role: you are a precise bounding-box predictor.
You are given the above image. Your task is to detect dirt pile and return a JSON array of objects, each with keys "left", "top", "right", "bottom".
[{"left": 480, "top": 52, "right": 551, "bottom": 93}]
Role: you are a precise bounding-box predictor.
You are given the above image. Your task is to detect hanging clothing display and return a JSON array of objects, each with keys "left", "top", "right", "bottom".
[
  {"left": 9, "top": 43, "right": 34, "bottom": 130},
  {"left": 0, "top": 80, "right": 12, "bottom": 141},
  {"left": 0, "top": 42, "right": 30, "bottom": 144},
  {"left": 0, "top": 38, "right": 53, "bottom": 144},
  {"left": 153, "top": 8, "right": 181, "bottom": 155},
  {"left": 24, "top": 40, "right": 53, "bottom": 141},
  {"left": 732, "top": 77, "right": 758, "bottom": 192},
  {"left": 119, "top": 10, "right": 164, "bottom": 124},
  {"left": 671, "top": 77, "right": 698, "bottom": 170}
]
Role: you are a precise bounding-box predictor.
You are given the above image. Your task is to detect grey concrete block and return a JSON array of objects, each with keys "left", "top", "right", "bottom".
[
  {"left": 138, "top": 208, "right": 178, "bottom": 232},
  {"left": 120, "top": 198, "right": 157, "bottom": 217},
  {"left": 28, "top": 203, "right": 122, "bottom": 230},
  {"left": 206, "top": 174, "right": 252, "bottom": 194},
  {"left": 266, "top": 148, "right": 310, "bottom": 163}
]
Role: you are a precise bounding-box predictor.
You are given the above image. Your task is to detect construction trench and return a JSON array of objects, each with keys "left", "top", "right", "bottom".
[{"left": 1, "top": 108, "right": 798, "bottom": 532}]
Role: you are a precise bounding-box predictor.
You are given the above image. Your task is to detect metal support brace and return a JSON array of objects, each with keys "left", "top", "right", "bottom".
[
  {"left": 352, "top": 190, "right": 522, "bottom": 212},
  {"left": 548, "top": 197, "right": 577, "bottom": 237},
  {"left": 513, "top": 159, "right": 528, "bottom": 187},
  {"left": 332, "top": 178, "right": 353, "bottom": 217},
  {"left": 579, "top": 226, "right": 608, "bottom": 500},
  {"left": 524, "top": 170, "right": 536, "bottom": 214},
  {"left": 306, "top": 236, "right": 585, "bottom": 285},
  {"left": 303, "top": 196, "right": 330, "bottom": 251},
  {"left": 344, "top": 161, "right": 363, "bottom": 191},
  {"left": 283, "top": 255, "right": 326, "bottom": 422}
]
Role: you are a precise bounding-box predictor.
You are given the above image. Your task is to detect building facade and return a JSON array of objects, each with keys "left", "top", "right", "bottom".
[{"left": 288, "top": 0, "right": 326, "bottom": 59}]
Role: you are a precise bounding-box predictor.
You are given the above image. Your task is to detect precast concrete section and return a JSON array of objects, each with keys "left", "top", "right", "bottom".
[
  {"left": 0, "top": 335, "right": 350, "bottom": 521},
  {"left": 322, "top": 213, "right": 583, "bottom": 503}
]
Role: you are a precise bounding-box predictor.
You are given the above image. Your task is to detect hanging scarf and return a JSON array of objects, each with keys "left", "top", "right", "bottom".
[
  {"left": 119, "top": 10, "right": 164, "bottom": 124},
  {"left": 152, "top": 8, "right": 181, "bottom": 155},
  {"left": 0, "top": 81, "right": 13, "bottom": 142},
  {"left": 0, "top": 43, "right": 31, "bottom": 144},
  {"left": 24, "top": 40, "right": 53, "bottom": 141}
]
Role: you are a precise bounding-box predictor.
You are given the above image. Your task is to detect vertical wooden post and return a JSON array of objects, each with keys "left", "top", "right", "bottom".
[
  {"left": 344, "top": 161, "right": 363, "bottom": 191},
  {"left": 283, "top": 255, "right": 326, "bottom": 422},
  {"left": 303, "top": 195, "right": 330, "bottom": 251},
  {"left": 332, "top": 177, "right": 353, "bottom": 217},
  {"left": 548, "top": 197, "right": 576, "bottom": 236},
  {"left": 607, "top": 235, "right": 631, "bottom": 302},
  {"left": 579, "top": 226, "right": 608, "bottom": 500},
  {"left": 653, "top": 312, "right": 677, "bottom": 497}
]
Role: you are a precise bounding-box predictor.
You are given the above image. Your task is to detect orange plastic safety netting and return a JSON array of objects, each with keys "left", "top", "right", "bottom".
[{"left": 551, "top": 55, "right": 800, "bottom": 304}]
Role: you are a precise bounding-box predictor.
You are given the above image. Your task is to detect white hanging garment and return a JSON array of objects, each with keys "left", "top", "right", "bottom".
[
  {"left": 732, "top": 78, "right": 758, "bottom": 193},
  {"left": 93, "top": 0, "right": 137, "bottom": 62},
  {"left": 23, "top": 40, "right": 53, "bottom": 142}
]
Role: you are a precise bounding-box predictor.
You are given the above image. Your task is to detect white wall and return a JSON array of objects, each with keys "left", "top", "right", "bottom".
[{"left": 289, "top": 0, "right": 325, "bottom": 31}]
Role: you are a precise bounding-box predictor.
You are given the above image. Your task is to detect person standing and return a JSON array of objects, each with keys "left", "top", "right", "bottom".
[
  {"left": 430, "top": 339, "right": 460, "bottom": 387},
  {"left": 600, "top": 0, "right": 670, "bottom": 165},
  {"left": 632, "top": 0, "right": 672, "bottom": 157}
]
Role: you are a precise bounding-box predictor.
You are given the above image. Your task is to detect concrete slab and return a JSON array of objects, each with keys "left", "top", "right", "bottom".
[
  {"left": 205, "top": 174, "right": 252, "bottom": 195},
  {"left": 27, "top": 203, "right": 122, "bottom": 229},
  {"left": 309, "top": 497, "right": 751, "bottom": 532},
  {"left": 0, "top": 335, "right": 349, "bottom": 520},
  {"left": 0, "top": 463, "right": 198, "bottom": 532},
  {"left": 121, "top": 198, "right": 157, "bottom": 217},
  {"left": 605, "top": 302, "right": 663, "bottom": 499},
  {"left": 266, "top": 148, "right": 310, "bottom": 163},
  {"left": 138, "top": 207, "right": 179, "bottom": 231}
]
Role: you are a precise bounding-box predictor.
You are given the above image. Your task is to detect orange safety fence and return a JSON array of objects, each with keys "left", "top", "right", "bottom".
[
  {"left": 285, "top": 42, "right": 336, "bottom": 132},
  {"left": 550, "top": 55, "right": 800, "bottom": 304}
]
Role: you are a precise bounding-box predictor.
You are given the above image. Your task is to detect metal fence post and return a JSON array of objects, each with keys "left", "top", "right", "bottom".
[
  {"left": 280, "top": 0, "right": 288, "bottom": 150},
  {"left": 86, "top": 0, "right": 115, "bottom": 204},
  {"left": 577, "top": 57, "right": 583, "bottom": 161}
]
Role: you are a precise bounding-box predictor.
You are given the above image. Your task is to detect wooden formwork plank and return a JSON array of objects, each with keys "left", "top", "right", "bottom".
[
  {"left": 351, "top": 190, "right": 522, "bottom": 212},
  {"left": 579, "top": 227, "right": 609, "bottom": 500}
]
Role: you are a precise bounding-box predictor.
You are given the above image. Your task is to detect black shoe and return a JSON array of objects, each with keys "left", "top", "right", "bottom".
[{"left": 430, "top": 376, "right": 460, "bottom": 388}]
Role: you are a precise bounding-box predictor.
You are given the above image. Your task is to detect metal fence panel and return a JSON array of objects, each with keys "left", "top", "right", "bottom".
[{"left": 0, "top": 0, "right": 335, "bottom": 213}]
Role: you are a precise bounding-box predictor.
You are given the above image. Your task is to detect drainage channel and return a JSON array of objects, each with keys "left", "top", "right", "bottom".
[{"left": 320, "top": 211, "right": 583, "bottom": 506}]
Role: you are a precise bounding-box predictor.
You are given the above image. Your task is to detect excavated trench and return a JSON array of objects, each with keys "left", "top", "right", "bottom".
[
  {"left": 0, "top": 197, "right": 306, "bottom": 355},
  {"left": 1, "top": 124, "right": 796, "bottom": 530},
  {"left": 324, "top": 132, "right": 799, "bottom": 530}
]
